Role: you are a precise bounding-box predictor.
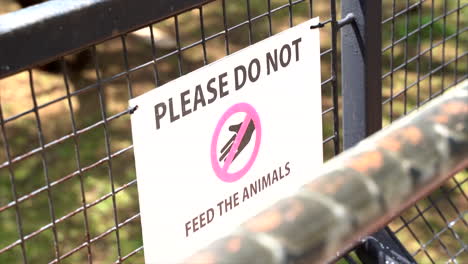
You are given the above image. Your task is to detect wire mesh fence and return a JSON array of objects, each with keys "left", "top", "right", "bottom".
[
  {"left": 381, "top": 1, "right": 467, "bottom": 263},
  {"left": 0, "top": 0, "right": 465, "bottom": 263}
]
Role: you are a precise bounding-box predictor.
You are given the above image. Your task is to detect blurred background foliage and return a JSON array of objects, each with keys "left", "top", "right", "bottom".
[{"left": 0, "top": 0, "right": 466, "bottom": 263}]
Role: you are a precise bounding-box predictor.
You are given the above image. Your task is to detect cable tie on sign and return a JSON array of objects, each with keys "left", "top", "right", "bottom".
[
  {"left": 310, "top": 20, "right": 330, "bottom": 29},
  {"left": 129, "top": 105, "right": 139, "bottom": 114},
  {"left": 310, "top": 22, "right": 325, "bottom": 29}
]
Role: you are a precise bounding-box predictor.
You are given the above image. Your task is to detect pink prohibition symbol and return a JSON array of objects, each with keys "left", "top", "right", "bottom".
[{"left": 210, "top": 103, "right": 261, "bottom": 183}]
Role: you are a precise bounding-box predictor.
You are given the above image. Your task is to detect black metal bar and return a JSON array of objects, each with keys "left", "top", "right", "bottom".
[
  {"left": 389, "top": 0, "right": 396, "bottom": 122},
  {"left": 246, "top": 0, "right": 253, "bottom": 45},
  {"left": 0, "top": 87, "right": 28, "bottom": 264},
  {"left": 221, "top": 0, "right": 230, "bottom": 55},
  {"left": 149, "top": 25, "right": 162, "bottom": 86},
  {"left": 416, "top": 0, "right": 422, "bottom": 108},
  {"left": 441, "top": 0, "right": 448, "bottom": 93},
  {"left": 120, "top": 35, "right": 134, "bottom": 99},
  {"left": 288, "top": 0, "right": 293, "bottom": 27},
  {"left": 340, "top": 1, "right": 416, "bottom": 263},
  {"left": 455, "top": 0, "right": 461, "bottom": 83},
  {"left": 28, "top": 69, "right": 62, "bottom": 262},
  {"left": 429, "top": 0, "right": 435, "bottom": 98},
  {"left": 267, "top": 0, "right": 273, "bottom": 36},
  {"left": 92, "top": 46, "right": 123, "bottom": 262},
  {"left": 61, "top": 58, "right": 93, "bottom": 264},
  {"left": 0, "top": 0, "right": 214, "bottom": 78},
  {"left": 341, "top": 0, "right": 383, "bottom": 149},
  {"left": 174, "top": 15, "right": 184, "bottom": 76},
  {"left": 198, "top": 7, "right": 208, "bottom": 66},
  {"left": 403, "top": 0, "right": 410, "bottom": 115},
  {"left": 355, "top": 227, "right": 417, "bottom": 264},
  {"left": 330, "top": 0, "right": 340, "bottom": 155}
]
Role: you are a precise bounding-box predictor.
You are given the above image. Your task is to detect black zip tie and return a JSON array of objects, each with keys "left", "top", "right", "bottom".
[
  {"left": 310, "top": 22, "right": 326, "bottom": 29},
  {"left": 310, "top": 19, "right": 332, "bottom": 29},
  {"left": 129, "top": 105, "right": 138, "bottom": 114},
  {"left": 310, "top": 14, "right": 355, "bottom": 30}
]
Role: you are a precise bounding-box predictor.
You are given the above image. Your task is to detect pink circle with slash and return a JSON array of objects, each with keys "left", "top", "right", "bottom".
[{"left": 211, "top": 103, "right": 261, "bottom": 183}]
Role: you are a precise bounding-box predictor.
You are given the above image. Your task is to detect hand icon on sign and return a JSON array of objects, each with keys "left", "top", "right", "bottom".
[{"left": 219, "top": 120, "right": 255, "bottom": 163}]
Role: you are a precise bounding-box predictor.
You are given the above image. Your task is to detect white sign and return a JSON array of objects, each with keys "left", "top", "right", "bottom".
[{"left": 130, "top": 17, "right": 323, "bottom": 263}]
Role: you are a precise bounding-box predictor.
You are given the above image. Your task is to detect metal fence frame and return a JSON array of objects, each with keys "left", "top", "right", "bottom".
[{"left": 0, "top": 0, "right": 466, "bottom": 263}]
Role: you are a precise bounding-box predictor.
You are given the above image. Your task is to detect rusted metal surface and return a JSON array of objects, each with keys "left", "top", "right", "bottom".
[{"left": 185, "top": 81, "right": 468, "bottom": 264}]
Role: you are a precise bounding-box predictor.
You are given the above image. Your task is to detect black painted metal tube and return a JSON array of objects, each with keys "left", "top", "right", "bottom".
[
  {"left": 0, "top": 0, "right": 213, "bottom": 78},
  {"left": 341, "top": 0, "right": 383, "bottom": 148}
]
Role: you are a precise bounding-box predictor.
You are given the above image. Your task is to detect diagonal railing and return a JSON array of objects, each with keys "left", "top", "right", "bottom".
[{"left": 185, "top": 81, "right": 468, "bottom": 264}]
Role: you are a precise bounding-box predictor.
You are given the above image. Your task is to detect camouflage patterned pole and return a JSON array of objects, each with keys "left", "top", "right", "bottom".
[{"left": 184, "top": 80, "right": 468, "bottom": 264}]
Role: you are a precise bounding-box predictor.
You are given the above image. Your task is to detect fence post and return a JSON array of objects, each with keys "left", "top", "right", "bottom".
[
  {"left": 341, "top": 0, "right": 382, "bottom": 148},
  {"left": 340, "top": 1, "right": 417, "bottom": 263}
]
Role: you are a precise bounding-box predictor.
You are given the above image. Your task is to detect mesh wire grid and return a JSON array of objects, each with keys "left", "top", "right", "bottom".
[
  {"left": 0, "top": 0, "right": 465, "bottom": 263},
  {"left": 380, "top": 0, "right": 467, "bottom": 263},
  {"left": 0, "top": 1, "right": 338, "bottom": 263}
]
